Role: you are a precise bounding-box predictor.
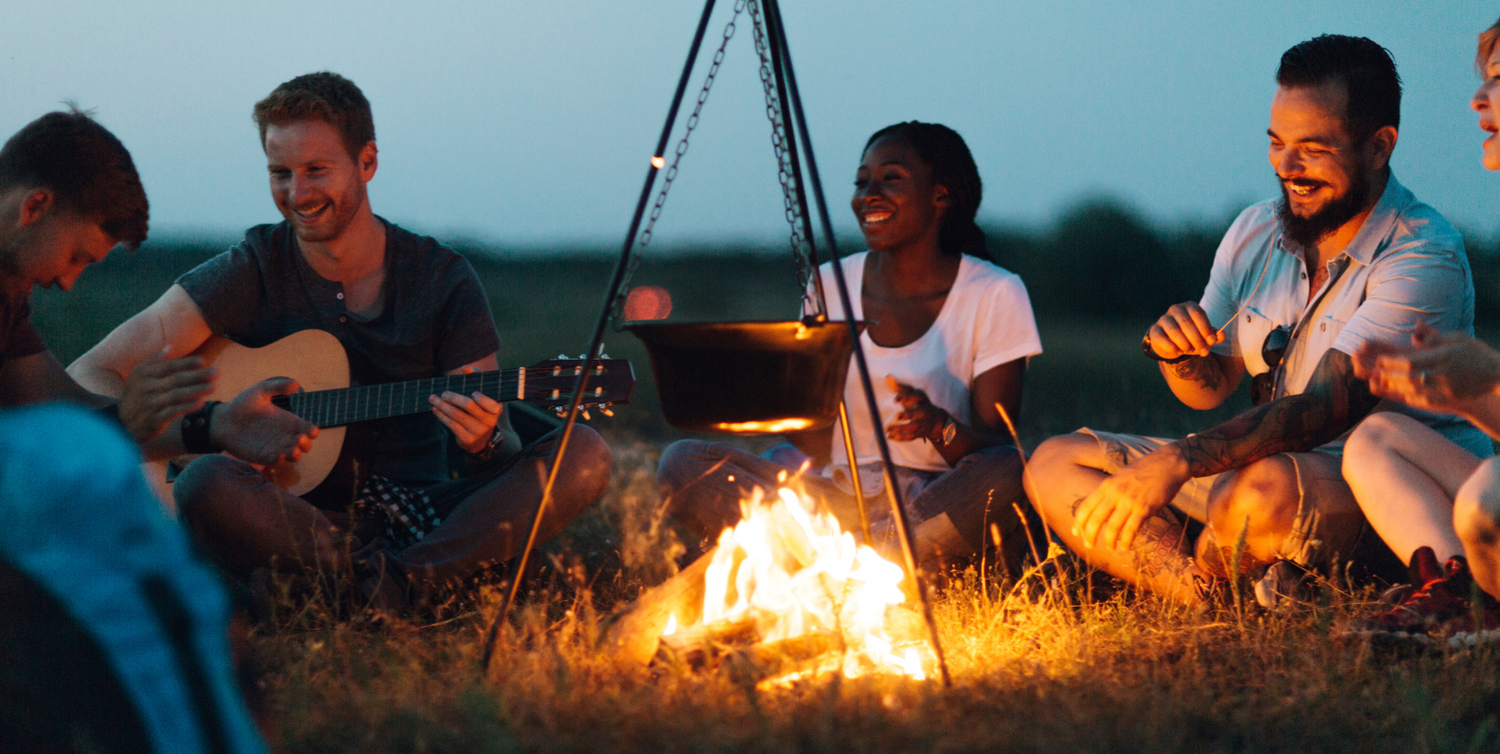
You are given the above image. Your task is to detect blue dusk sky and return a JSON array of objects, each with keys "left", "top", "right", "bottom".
[{"left": 4, "top": 1, "right": 1497, "bottom": 250}]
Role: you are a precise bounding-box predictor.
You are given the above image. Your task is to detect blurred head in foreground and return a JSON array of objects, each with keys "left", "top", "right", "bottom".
[
  {"left": 253, "top": 71, "right": 379, "bottom": 244},
  {"left": 1471, "top": 16, "right": 1500, "bottom": 170},
  {"left": 0, "top": 108, "right": 147, "bottom": 295},
  {"left": 854, "top": 121, "right": 986, "bottom": 259},
  {"left": 1269, "top": 34, "right": 1401, "bottom": 250}
]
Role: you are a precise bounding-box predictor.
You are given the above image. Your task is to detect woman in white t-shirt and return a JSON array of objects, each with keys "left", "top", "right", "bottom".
[{"left": 657, "top": 122, "right": 1043, "bottom": 572}]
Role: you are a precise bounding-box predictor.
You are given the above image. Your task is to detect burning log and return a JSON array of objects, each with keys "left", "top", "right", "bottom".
[
  {"left": 603, "top": 484, "right": 933, "bottom": 681},
  {"left": 600, "top": 546, "right": 714, "bottom": 666}
]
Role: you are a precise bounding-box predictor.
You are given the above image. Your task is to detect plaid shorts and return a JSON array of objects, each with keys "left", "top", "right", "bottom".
[{"left": 349, "top": 474, "right": 444, "bottom": 552}]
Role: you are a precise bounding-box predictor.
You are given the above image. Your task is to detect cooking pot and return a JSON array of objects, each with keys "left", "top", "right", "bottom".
[{"left": 626, "top": 319, "right": 863, "bottom": 434}]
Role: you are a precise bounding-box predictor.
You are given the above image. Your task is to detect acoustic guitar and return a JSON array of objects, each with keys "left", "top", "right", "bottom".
[{"left": 152, "top": 329, "right": 634, "bottom": 505}]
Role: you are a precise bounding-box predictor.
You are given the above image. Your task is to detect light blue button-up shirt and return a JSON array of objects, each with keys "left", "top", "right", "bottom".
[{"left": 1201, "top": 174, "right": 1491, "bottom": 457}]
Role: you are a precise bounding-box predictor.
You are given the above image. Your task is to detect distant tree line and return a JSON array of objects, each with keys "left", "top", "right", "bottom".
[{"left": 983, "top": 198, "right": 1500, "bottom": 326}]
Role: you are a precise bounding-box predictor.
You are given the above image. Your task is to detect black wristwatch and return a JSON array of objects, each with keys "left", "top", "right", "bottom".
[
  {"left": 466, "top": 426, "right": 507, "bottom": 463},
  {"left": 1141, "top": 334, "right": 1196, "bottom": 365},
  {"left": 182, "top": 401, "right": 223, "bottom": 454}
]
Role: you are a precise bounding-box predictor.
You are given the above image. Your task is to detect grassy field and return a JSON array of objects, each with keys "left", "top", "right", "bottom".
[{"left": 30, "top": 241, "right": 1500, "bottom": 753}]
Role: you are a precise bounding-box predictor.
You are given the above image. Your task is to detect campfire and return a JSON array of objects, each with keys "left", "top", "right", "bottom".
[{"left": 607, "top": 471, "right": 933, "bottom": 685}]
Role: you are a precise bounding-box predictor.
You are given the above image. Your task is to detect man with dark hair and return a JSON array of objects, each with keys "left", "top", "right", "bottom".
[
  {"left": 1024, "top": 35, "right": 1488, "bottom": 606},
  {"left": 0, "top": 109, "right": 291, "bottom": 753},
  {"left": 71, "top": 72, "right": 612, "bottom": 612},
  {"left": 0, "top": 108, "right": 315, "bottom": 462}
]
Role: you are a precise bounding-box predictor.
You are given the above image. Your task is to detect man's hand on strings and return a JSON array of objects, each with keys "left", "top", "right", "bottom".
[
  {"left": 1148, "top": 302, "right": 1225, "bottom": 360},
  {"left": 1071, "top": 445, "right": 1191, "bottom": 552},
  {"left": 884, "top": 375, "right": 950, "bottom": 443},
  {"left": 1353, "top": 324, "right": 1500, "bottom": 416},
  {"left": 430, "top": 366, "right": 503, "bottom": 454},
  {"left": 118, "top": 345, "right": 217, "bottom": 446},
  {"left": 214, "top": 377, "right": 318, "bottom": 465}
]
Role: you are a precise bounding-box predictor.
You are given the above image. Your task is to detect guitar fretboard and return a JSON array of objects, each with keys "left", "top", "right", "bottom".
[{"left": 274, "top": 369, "right": 530, "bottom": 428}]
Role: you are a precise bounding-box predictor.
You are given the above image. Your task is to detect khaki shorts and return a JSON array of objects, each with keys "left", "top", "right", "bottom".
[{"left": 1078, "top": 428, "right": 1364, "bottom": 569}]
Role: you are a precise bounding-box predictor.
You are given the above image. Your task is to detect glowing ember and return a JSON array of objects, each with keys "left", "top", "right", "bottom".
[
  {"left": 666, "top": 483, "right": 930, "bottom": 682},
  {"left": 709, "top": 418, "right": 817, "bottom": 433}
]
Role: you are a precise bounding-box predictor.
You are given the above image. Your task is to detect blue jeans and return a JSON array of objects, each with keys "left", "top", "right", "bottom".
[
  {"left": 0, "top": 405, "right": 264, "bottom": 754},
  {"left": 657, "top": 439, "right": 1028, "bottom": 567}
]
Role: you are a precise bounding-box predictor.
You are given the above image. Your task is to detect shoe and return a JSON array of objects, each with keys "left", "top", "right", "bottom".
[
  {"left": 1341, "top": 546, "right": 1469, "bottom": 641},
  {"left": 1254, "top": 560, "right": 1314, "bottom": 610},
  {"left": 1437, "top": 578, "right": 1500, "bottom": 648}
]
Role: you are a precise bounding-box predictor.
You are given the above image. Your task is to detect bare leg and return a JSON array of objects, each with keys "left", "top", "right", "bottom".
[
  {"left": 1199, "top": 452, "right": 1375, "bottom": 577},
  {"left": 1455, "top": 457, "right": 1500, "bottom": 598},
  {"left": 1026, "top": 433, "right": 1207, "bottom": 603},
  {"left": 1343, "top": 413, "right": 1479, "bottom": 563}
]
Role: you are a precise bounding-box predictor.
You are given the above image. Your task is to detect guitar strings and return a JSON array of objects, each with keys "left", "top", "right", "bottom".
[{"left": 282, "top": 366, "right": 616, "bottom": 428}]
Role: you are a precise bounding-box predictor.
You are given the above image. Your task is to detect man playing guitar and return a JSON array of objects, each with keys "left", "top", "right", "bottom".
[{"left": 70, "top": 73, "right": 613, "bottom": 612}]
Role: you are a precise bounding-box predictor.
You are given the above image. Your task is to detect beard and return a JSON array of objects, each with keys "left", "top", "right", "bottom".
[{"left": 1276, "top": 169, "right": 1372, "bottom": 251}]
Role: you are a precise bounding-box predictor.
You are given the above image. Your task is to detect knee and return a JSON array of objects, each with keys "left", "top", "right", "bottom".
[
  {"left": 173, "top": 454, "right": 257, "bottom": 521},
  {"left": 1455, "top": 458, "right": 1500, "bottom": 551},
  {"left": 556, "top": 425, "right": 612, "bottom": 506},
  {"left": 655, "top": 439, "right": 719, "bottom": 494},
  {"left": 1342, "top": 412, "right": 1416, "bottom": 485},
  {"left": 960, "top": 444, "right": 1025, "bottom": 495},
  {"left": 1024, "top": 433, "right": 1097, "bottom": 505},
  {"left": 1208, "top": 456, "right": 1301, "bottom": 538}
]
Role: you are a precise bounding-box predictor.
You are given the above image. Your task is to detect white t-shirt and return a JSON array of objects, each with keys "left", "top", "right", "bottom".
[{"left": 814, "top": 252, "right": 1042, "bottom": 472}]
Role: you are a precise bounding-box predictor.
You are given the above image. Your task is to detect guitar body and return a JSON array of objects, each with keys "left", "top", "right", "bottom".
[{"left": 152, "top": 330, "right": 352, "bottom": 501}]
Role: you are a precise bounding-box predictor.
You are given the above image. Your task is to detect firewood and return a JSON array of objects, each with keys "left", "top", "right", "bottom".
[
  {"left": 600, "top": 546, "right": 715, "bottom": 665},
  {"left": 656, "top": 617, "right": 760, "bottom": 669}
]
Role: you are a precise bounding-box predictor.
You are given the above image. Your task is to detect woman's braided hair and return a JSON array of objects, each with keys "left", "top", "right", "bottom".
[{"left": 863, "top": 121, "right": 987, "bottom": 259}]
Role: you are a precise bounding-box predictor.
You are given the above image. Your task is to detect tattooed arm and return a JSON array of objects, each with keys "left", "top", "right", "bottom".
[
  {"left": 1160, "top": 354, "right": 1243, "bottom": 410},
  {"left": 1170, "top": 347, "right": 1380, "bottom": 477},
  {"left": 1073, "top": 347, "right": 1377, "bottom": 552},
  {"left": 1147, "top": 302, "right": 1244, "bottom": 409}
]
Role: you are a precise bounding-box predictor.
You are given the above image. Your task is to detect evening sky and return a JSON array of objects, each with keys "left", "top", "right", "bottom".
[{"left": 3, "top": 1, "right": 1497, "bottom": 250}]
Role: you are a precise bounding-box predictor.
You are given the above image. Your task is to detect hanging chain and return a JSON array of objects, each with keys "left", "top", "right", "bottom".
[
  {"left": 610, "top": 0, "right": 747, "bottom": 330},
  {"left": 748, "top": 0, "right": 821, "bottom": 317}
]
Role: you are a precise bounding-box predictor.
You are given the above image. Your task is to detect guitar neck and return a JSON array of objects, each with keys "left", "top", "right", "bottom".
[{"left": 275, "top": 369, "right": 526, "bottom": 428}]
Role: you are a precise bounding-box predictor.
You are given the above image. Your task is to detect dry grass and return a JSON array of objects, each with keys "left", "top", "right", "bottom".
[
  {"left": 247, "top": 439, "right": 1500, "bottom": 754},
  {"left": 28, "top": 248, "right": 1500, "bottom": 751}
]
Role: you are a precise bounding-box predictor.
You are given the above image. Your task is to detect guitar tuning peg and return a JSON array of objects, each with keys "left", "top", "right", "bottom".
[
  {"left": 599, "top": 405, "right": 614, "bottom": 417},
  {"left": 556, "top": 353, "right": 567, "bottom": 360},
  {"left": 599, "top": 353, "right": 610, "bottom": 360},
  {"left": 581, "top": 408, "right": 591, "bottom": 420}
]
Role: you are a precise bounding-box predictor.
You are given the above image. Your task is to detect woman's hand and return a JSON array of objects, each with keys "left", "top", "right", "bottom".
[
  {"left": 1353, "top": 324, "right": 1500, "bottom": 416},
  {"left": 884, "top": 375, "right": 950, "bottom": 443}
]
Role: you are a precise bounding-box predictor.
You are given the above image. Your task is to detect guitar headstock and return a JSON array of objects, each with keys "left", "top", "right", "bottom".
[{"left": 522, "top": 358, "right": 636, "bottom": 417}]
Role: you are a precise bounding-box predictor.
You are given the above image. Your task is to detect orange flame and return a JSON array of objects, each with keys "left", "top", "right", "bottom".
[{"left": 671, "top": 483, "right": 929, "bottom": 681}]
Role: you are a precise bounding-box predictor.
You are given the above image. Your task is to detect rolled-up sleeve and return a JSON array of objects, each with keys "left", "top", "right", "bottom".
[
  {"left": 1201, "top": 205, "right": 1273, "bottom": 356},
  {"left": 1332, "top": 238, "right": 1472, "bottom": 355}
]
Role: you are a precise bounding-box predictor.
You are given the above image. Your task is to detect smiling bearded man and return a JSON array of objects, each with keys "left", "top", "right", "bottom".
[
  {"left": 1023, "top": 35, "right": 1491, "bottom": 607},
  {"left": 69, "top": 73, "right": 612, "bottom": 614}
]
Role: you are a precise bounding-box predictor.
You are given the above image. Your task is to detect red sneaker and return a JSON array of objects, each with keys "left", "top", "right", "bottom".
[
  {"left": 1342, "top": 547, "right": 1467, "bottom": 641},
  {"left": 1436, "top": 563, "right": 1500, "bottom": 648}
]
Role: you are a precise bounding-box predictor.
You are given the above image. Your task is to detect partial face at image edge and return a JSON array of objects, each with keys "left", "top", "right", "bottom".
[
  {"left": 1473, "top": 41, "right": 1500, "bottom": 171},
  {"left": 0, "top": 191, "right": 116, "bottom": 295}
]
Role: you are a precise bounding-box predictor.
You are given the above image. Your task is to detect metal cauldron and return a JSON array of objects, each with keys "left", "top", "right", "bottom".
[{"left": 625, "top": 319, "right": 863, "bottom": 434}]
